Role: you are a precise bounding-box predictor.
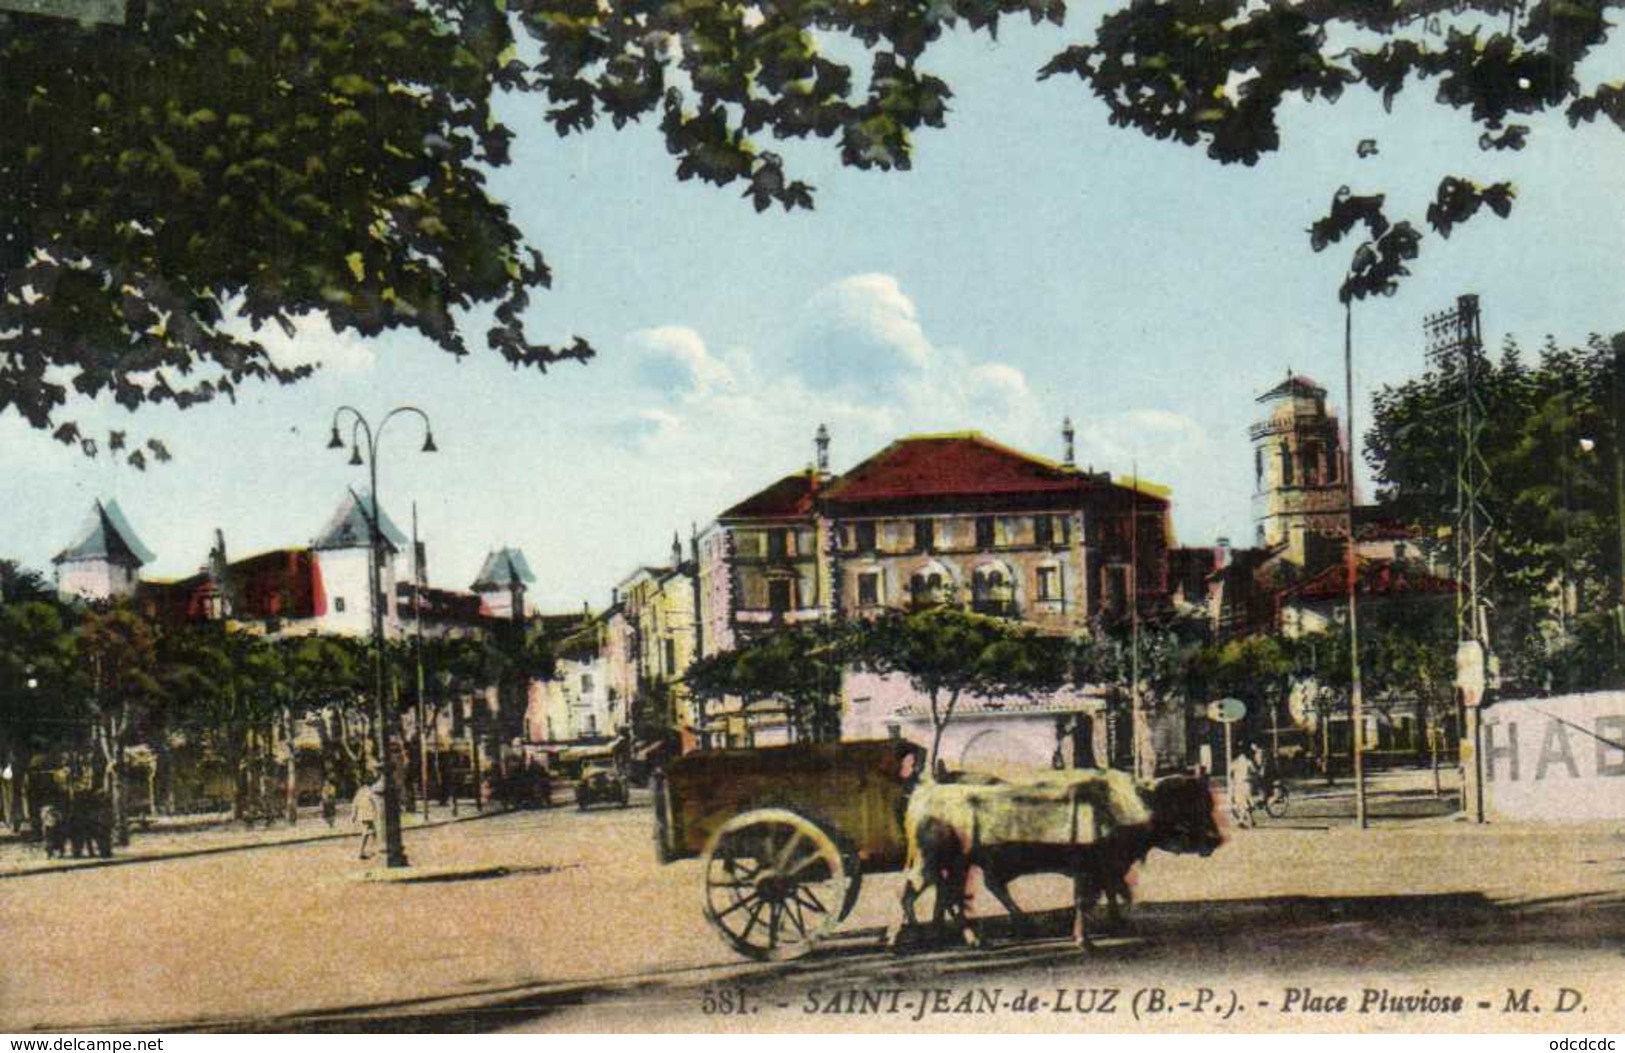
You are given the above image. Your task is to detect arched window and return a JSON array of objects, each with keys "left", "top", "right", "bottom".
[
  {"left": 971, "top": 561, "right": 1016, "bottom": 616},
  {"left": 909, "top": 560, "right": 954, "bottom": 609}
]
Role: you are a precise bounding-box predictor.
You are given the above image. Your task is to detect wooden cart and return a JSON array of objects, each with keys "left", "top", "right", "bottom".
[{"left": 651, "top": 739, "right": 924, "bottom": 960}]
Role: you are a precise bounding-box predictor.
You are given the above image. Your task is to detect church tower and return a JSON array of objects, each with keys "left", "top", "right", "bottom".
[{"left": 1251, "top": 372, "right": 1347, "bottom": 550}]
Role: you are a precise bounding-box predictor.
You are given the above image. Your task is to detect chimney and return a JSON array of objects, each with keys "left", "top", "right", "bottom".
[
  {"left": 671, "top": 531, "right": 683, "bottom": 569},
  {"left": 1062, "top": 417, "right": 1076, "bottom": 467},
  {"left": 815, "top": 423, "right": 830, "bottom": 474},
  {"left": 1215, "top": 536, "right": 1231, "bottom": 570}
]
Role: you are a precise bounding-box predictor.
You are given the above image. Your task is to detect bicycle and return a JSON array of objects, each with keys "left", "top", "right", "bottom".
[{"left": 1254, "top": 777, "right": 1289, "bottom": 819}]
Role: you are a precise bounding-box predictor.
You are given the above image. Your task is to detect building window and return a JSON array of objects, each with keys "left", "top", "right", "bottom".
[
  {"left": 857, "top": 571, "right": 881, "bottom": 607},
  {"left": 334, "top": 596, "right": 346, "bottom": 613},
  {"left": 971, "top": 565, "right": 1015, "bottom": 616},
  {"left": 581, "top": 673, "right": 593, "bottom": 693},
  {"left": 914, "top": 519, "right": 934, "bottom": 552},
  {"left": 768, "top": 578, "right": 793, "bottom": 616},
  {"left": 975, "top": 516, "right": 995, "bottom": 548},
  {"left": 854, "top": 521, "right": 877, "bottom": 553},
  {"left": 887, "top": 723, "right": 902, "bottom": 741},
  {"left": 663, "top": 638, "right": 677, "bottom": 675},
  {"left": 910, "top": 571, "right": 947, "bottom": 609},
  {"left": 1034, "top": 515, "right": 1054, "bottom": 547},
  {"left": 1281, "top": 445, "right": 1294, "bottom": 486},
  {"left": 1037, "top": 565, "right": 1061, "bottom": 601},
  {"left": 768, "top": 528, "right": 789, "bottom": 560},
  {"left": 585, "top": 714, "right": 598, "bottom": 737}
]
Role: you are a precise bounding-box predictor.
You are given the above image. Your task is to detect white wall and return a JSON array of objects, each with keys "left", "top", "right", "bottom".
[
  {"left": 842, "top": 669, "right": 1108, "bottom": 774},
  {"left": 313, "top": 547, "right": 399, "bottom": 637},
  {"left": 56, "top": 560, "right": 138, "bottom": 603},
  {"left": 1483, "top": 691, "right": 1625, "bottom": 822}
]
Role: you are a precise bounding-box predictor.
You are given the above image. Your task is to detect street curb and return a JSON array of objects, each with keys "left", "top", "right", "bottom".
[{"left": 0, "top": 808, "right": 504, "bottom": 882}]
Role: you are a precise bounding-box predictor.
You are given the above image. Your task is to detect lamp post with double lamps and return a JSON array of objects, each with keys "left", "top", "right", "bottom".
[{"left": 328, "top": 406, "right": 438, "bottom": 868}]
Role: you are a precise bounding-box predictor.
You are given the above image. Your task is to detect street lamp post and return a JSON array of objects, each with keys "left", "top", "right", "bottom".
[
  {"left": 327, "top": 406, "right": 438, "bottom": 869},
  {"left": 1342, "top": 255, "right": 1371, "bottom": 831}
]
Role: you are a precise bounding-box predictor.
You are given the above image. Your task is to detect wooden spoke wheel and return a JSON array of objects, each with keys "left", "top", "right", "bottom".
[{"left": 702, "top": 808, "right": 855, "bottom": 961}]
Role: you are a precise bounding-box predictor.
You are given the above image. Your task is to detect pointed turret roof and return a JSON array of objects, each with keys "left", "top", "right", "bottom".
[
  {"left": 472, "top": 548, "right": 535, "bottom": 591},
  {"left": 54, "top": 499, "right": 154, "bottom": 567},
  {"left": 1257, "top": 372, "right": 1327, "bottom": 402},
  {"left": 312, "top": 492, "right": 406, "bottom": 552}
]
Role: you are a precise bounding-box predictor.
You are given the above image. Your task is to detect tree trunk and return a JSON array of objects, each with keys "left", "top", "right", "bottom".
[
  {"left": 3, "top": 742, "right": 20, "bottom": 833},
  {"left": 281, "top": 707, "right": 299, "bottom": 825}
]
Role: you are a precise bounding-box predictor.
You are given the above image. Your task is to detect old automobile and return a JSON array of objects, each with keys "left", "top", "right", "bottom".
[{"left": 576, "top": 764, "right": 629, "bottom": 809}]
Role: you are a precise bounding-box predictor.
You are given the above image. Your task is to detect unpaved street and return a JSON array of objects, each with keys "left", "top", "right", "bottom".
[{"left": 3, "top": 795, "right": 1623, "bottom": 1033}]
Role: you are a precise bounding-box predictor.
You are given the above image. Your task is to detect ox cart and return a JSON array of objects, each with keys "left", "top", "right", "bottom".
[{"left": 652, "top": 739, "right": 923, "bottom": 961}]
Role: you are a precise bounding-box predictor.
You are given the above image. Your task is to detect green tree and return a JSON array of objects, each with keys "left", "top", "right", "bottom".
[
  {"left": 0, "top": 599, "right": 78, "bottom": 830},
  {"left": 1367, "top": 331, "right": 1625, "bottom": 692},
  {"left": 76, "top": 603, "right": 162, "bottom": 842},
  {"left": 684, "top": 624, "right": 847, "bottom": 745},
  {"left": 854, "top": 607, "right": 1067, "bottom": 772}
]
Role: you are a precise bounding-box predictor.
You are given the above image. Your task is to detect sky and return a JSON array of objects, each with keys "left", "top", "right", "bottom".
[{"left": 4, "top": 19, "right": 1624, "bottom": 612}]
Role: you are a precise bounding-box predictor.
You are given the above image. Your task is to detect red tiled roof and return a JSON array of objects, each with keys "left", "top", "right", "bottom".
[
  {"left": 398, "top": 582, "right": 488, "bottom": 622},
  {"left": 820, "top": 433, "right": 1092, "bottom": 505},
  {"left": 231, "top": 549, "right": 326, "bottom": 619},
  {"left": 721, "top": 471, "right": 823, "bottom": 520},
  {"left": 1288, "top": 558, "right": 1458, "bottom": 601},
  {"left": 136, "top": 548, "right": 326, "bottom": 624}
]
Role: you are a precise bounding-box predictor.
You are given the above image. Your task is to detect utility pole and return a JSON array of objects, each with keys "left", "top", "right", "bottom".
[
  {"left": 1129, "top": 461, "right": 1146, "bottom": 780},
  {"left": 1613, "top": 336, "right": 1625, "bottom": 656},
  {"left": 1424, "top": 294, "right": 1494, "bottom": 823},
  {"left": 1344, "top": 294, "right": 1368, "bottom": 830},
  {"left": 412, "top": 503, "right": 429, "bottom": 823}
]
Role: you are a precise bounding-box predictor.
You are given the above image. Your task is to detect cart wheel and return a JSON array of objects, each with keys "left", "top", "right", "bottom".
[
  {"left": 1263, "top": 782, "right": 1289, "bottom": 819},
  {"left": 703, "top": 808, "right": 855, "bottom": 961}
]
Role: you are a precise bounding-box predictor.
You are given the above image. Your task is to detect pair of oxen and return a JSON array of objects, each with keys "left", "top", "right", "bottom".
[{"left": 889, "top": 768, "right": 1224, "bottom": 949}]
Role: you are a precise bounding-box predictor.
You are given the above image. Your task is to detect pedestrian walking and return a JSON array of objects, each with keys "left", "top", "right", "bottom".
[
  {"left": 320, "top": 782, "right": 338, "bottom": 828},
  {"left": 1228, "top": 745, "right": 1259, "bottom": 829},
  {"left": 352, "top": 777, "right": 383, "bottom": 860}
]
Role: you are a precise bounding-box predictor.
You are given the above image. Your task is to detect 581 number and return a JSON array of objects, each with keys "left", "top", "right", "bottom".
[{"left": 701, "top": 988, "right": 754, "bottom": 1015}]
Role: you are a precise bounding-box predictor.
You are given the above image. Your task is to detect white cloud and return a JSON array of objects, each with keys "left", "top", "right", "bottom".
[
  {"left": 245, "top": 314, "right": 377, "bottom": 374},
  {"left": 791, "top": 273, "right": 934, "bottom": 391},
  {"left": 628, "top": 325, "right": 736, "bottom": 397}
]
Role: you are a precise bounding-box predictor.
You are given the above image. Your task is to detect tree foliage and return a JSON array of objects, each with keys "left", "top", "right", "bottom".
[
  {"left": 1368, "top": 330, "right": 1625, "bottom": 692},
  {"left": 853, "top": 607, "right": 1067, "bottom": 769},
  {"left": 684, "top": 624, "right": 846, "bottom": 743},
  {"left": 6, "top": 0, "right": 1618, "bottom": 455}
]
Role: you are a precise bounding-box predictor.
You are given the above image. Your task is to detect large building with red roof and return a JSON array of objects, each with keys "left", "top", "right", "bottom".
[
  {"left": 676, "top": 424, "right": 1176, "bottom": 761},
  {"left": 695, "top": 426, "right": 1172, "bottom": 661}
]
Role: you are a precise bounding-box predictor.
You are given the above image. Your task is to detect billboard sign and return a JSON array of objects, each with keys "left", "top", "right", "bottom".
[{"left": 1483, "top": 691, "right": 1625, "bottom": 822}]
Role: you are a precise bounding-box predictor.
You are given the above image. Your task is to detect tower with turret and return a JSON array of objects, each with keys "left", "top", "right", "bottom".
[
  {"left": 1251, "top": 372, "right": 1347, "bottom": 552},
  {"left": 53, "top": 499, "right": 153, "bottom": 602}
]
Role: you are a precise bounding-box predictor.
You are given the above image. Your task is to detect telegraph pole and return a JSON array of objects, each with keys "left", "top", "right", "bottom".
[{"left": 1423, "top": 295, "right": 1494, "bottom": 823}]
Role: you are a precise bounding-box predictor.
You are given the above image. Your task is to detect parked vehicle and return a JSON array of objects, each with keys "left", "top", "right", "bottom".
[
  {"left": 575, "top": 764, "right": 629, "bottom": 810},
  {"left": 492, "top": 767, "right": 555, "bottom": 810}
]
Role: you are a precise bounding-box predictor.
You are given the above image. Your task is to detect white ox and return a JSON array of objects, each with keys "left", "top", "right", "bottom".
[{"left": 890, "top": 768, "right": 1223, "bottom": 949}]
